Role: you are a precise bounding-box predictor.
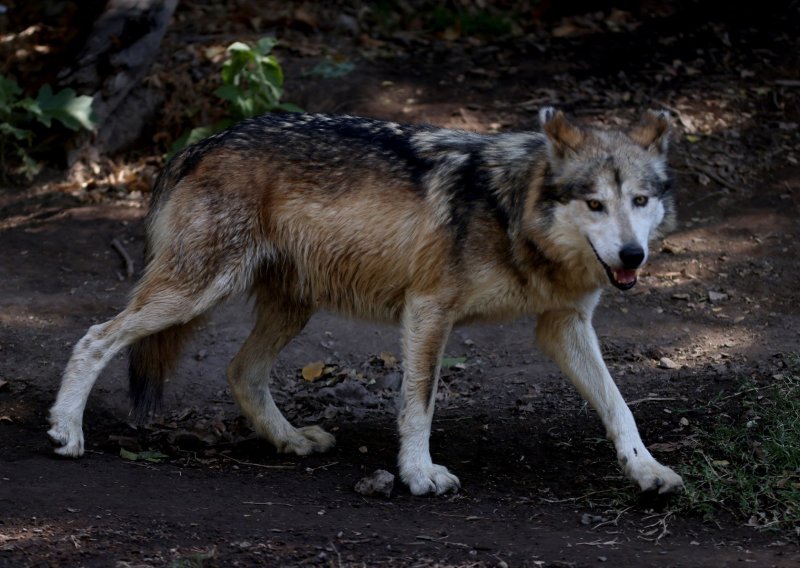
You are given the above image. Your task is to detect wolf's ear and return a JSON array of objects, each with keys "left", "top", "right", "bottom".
[
  {"left": 629, "top": 110, "right": 670, "bottom": 155},
  {"left": 539, "top": 107, "right": 584, "bottom": 158}
]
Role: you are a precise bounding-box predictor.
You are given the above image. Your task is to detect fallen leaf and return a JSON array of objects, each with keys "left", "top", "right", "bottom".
[
  {"left": 552, "top": 22, "right": 579, "bottom": 37},
  {"left": 648, "top": 441, "right": 680, "bottom": 452},
  {"left": 302, "top": 361, "right": 325, "bottom": 382},
  {"left": 379, "top": 351, "right": 397, "bottom": 367},
  {"left": 120, "top": 448, "right": 168, "bottom": 462}
]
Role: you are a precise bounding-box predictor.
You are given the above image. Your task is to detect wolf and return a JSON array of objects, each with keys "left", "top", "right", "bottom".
[{"left": 49, "top": 107, "right": 683, "bottom": 496}]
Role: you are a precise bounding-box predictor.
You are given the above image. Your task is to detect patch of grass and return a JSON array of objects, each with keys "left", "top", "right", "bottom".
[
  {"left": 168, "top": 548, "right": 217, "bottom": 568},
  {"left": 680, "top": 356, "right": 800, "bottom": 533}
]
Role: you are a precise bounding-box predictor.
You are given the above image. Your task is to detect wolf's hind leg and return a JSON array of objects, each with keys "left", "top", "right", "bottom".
[
  {"left": 227, "top": 294, "right": 335, "bottom": 456},
  {"left": 49, "top": 278, "right": 229, "bottom": 457},
  {"left": 536, "top": 307, "right": 684, "bottom": 494}
]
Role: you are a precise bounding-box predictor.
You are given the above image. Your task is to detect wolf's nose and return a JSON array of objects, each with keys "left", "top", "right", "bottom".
[{"left": 619, "top": 244, "right": 645, "bottom": 269}]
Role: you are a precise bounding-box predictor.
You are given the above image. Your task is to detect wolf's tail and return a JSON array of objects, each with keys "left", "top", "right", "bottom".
[{"left": 128, "top": 317, "right": 205, "bottom": 422}]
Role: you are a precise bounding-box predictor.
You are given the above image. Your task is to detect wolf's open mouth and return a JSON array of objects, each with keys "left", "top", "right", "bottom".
[{"left": 587, "top": 240, "right": 639, "bottom": 291}]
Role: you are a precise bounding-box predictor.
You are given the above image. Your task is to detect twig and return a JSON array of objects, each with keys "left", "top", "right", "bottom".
[
  {"left": 111, "top": 238, "right": 134, "bottom": 278},
  {"left": 306, "top": 461, "right": 339, "bottom": 472},
  {"left": 592, "top": 506, "right": 632, "bottom": 530},
  {"left": 677, "top": 163, "right": 742, "bottom": 193},
  {"left": 639, "top": 511, "right": 674, "bottom": 544},
  {"left": 628, "top": 396, "right": 677, "bottom": 406},
  {"left": 715, "top": 384, "right": 774, "bottom": 402},
  {"left": 219, "top": 453, "right": 295, "bottom": 469},
  {"left": 242, "top": 501, "right": 294, "bottom": 506},
  {"left": 540, "top": 487, "right": 622, "bottom": 503}
]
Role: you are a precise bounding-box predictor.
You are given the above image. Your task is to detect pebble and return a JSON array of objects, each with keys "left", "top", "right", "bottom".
[
  {"left": 708, "top": 290, "right": 729, "bottom": 303},
  {"left": 354, "top": 469, "right": 394, "bottom": 498},
  {"left": 659, "top": 357, "right": 678, "bottom": 369}
]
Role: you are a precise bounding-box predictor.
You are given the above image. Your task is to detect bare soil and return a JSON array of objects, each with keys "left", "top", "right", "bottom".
[{"left": 1, "top": 2, "right": 800, "bottom": 566}]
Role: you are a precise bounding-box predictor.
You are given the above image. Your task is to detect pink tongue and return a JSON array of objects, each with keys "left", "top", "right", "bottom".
[{"left": 613, "top": 268, "right": 638, "bottom": 284}]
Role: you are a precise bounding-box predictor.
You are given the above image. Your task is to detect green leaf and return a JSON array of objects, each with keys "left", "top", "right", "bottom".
[
  {"left": 256, "top": 58, "right": 284, "bottom": 88},
  {"left": 18, "top": 149, "right": 42, "bottom": 180},
  {"left": 1, "top": 122, "right": 33, "bottom": 141},
  {"left": 0, "top": 75, "right": 22, "bottom": 115},
  {"left": 138, "top": 450, "right": 169, "bottom": 463},
  {"left": 15, "top": 96, "right": 43, "bottom": 119},
  {"left": 256, "top": 36, "right": 278, "bottom": 55},
  {"left": 35, "top": 84, "right": 97, "bottom": 131},
  {"left": 226, "top": 41, "right": 253, "bottom": 54},
  {"left": 119, "top": 448, "right": 139, "bottom": 461},
  {"left": 276, "top": 102, "right": 304, "bottom": 113},
  {"left": 441, "top": 356, "right": 467, "bottom": 369},
  {"left": 167, "top": 120, "right": 231, "bottom": 160},
  {"left": 214, "top": 84, "right": 244, "bottom": 104}
]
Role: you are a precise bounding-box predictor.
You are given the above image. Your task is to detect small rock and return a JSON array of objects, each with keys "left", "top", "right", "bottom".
[
  {"left": 671, "top": 293, "right": 690, "bottom": 301},
  {"left": 679, "top": 417, "right": 689, "bottom": 426},
  {"left": 708, "top": 290, "right": 729, "bottom": 304},
  {"left": 195, "top": 349, "right": 208, "bottom": 361},
  {"left": 659, "top": 357, "right": 678, "bottom": 369},
  {"left": 335, "top": 13, "right": 360, "bottom": 35},
  {"left": 580, "top": 513, "right": 606, "bottom": 525},
  {"left": 354, "top": 469, "right": 394, "bottom": 498},
  {"left": 375, "top": 371, "right": 402, "bottom": 391}
]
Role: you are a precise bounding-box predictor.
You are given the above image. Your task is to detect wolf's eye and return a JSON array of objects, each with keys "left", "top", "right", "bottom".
[
  {"left": 633, "top": 195, "right": 649, "bottom": 207},
  {"left": 586, "top": 199, "right": 604, "bottom": 212}
]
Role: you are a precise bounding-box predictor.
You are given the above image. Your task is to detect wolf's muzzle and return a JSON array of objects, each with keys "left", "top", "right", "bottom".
[{"left": 587, "top": 239, "right": 639, "bottom": 291}]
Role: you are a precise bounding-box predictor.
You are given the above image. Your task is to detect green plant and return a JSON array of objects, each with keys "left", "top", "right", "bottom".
[
  {"left": 0, "top": 74, "right": 96, "bottom": 180},
  {"left": 170, "top": 37, "right": 300, "bottom": 157},
  {"left": 680, "top": 361, "right": 800, "bottom": 532}
]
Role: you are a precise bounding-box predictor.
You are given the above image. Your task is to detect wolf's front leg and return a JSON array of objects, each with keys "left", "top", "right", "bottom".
[
  {"left": 536, "top": 308, "right": 683, "bottom": 494},
  {"left": 397, "top": 295, "right": 460, "bottom": 495}
]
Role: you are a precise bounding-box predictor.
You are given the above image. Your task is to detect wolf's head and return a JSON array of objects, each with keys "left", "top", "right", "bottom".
[{"left": 531, "top": 107, "right": 675, "bottom": 291}]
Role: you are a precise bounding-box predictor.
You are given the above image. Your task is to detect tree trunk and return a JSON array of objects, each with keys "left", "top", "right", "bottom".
[{"left": 60, "top": 0, "right": 178, "bottom": 156}]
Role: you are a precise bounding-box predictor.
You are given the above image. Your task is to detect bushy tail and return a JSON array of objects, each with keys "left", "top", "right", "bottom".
[{"left": 128, "top": 318, "right": 204, "bottom": 422}]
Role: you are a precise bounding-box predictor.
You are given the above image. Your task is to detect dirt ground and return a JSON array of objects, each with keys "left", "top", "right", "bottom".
[{"left": 2, "top": 2, "right": 800, "bottom": 566}]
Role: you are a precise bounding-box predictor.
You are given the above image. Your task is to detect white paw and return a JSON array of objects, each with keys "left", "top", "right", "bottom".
[
  {"left": 402, "top": 463, "right": 461, "bottom": 496},
  {"left": 625, "top": 458, "right": 683, "bottom": 494},
  {"left": 275, "top": 425, "right": 336, "bottom": 456},
  {"left": 47, "top": 415, "right": 85, "bottom": 458}
]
